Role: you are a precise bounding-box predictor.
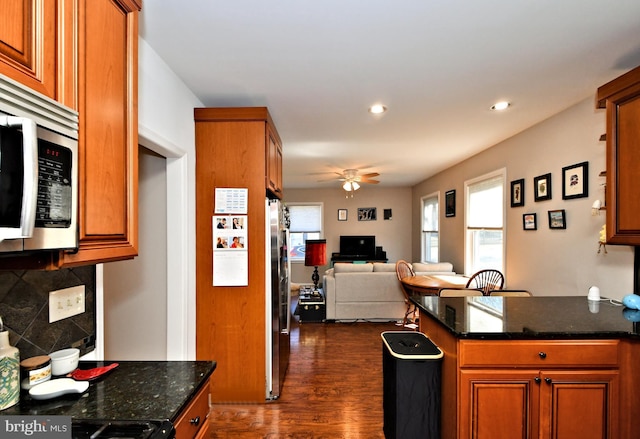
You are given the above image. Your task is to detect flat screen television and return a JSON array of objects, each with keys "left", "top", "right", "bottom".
[{"left": 339, "top": 235, "right": 376, "bottom": 259}]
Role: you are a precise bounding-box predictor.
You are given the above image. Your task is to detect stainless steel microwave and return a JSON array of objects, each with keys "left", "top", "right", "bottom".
[{"left": 0, "top": 74, "right": 79, "bottom": 253}]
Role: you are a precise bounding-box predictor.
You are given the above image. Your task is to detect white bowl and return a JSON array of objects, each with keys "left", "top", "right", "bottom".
[{"left": 49, "top": 348, "right": 80, "bottom": 376}]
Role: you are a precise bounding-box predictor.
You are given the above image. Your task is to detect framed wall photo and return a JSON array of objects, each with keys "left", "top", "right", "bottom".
[
  {"left": 523, "top": 213, "right": 537, "bottom": 230},
  {"left": 445, "top": 190, "right": 456, "bottom": 217},
  {"left": 548, "top": 209, "right": 566, "bottom": 229},
  {"left": 357, "top": 207, "right": 377, "bottom": 221},
  {"left": 510, "top": 179, "right": 525, "bottom": 207},
  {"left": 534, "top": 173, "right": 552, "bottom": 202},
  {"left": 562, "top": 161, "right": 589, "bottom": 200},
  {"left": 337, "top": 209, "right": 348, "bottom": 221}
]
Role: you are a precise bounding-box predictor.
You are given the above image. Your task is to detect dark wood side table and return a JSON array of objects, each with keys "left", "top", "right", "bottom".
[{"left": 297, "top": 287, "right": 326, "bottom": 322}]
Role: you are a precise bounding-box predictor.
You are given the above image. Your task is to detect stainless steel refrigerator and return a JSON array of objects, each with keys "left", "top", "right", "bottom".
[{"left": 266, "top": 198, "right": 291, "bottom": 399}]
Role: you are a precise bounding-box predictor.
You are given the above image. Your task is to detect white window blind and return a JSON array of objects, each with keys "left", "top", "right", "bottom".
[
  {"left": 422, "top": 196, "right": 438, "bottom": 232},
  {"left": 289, "top": 205, "right": 322, "bottom": 232},
  {"left": 288, "top": 204, "right": 323, "bottom": 262},
  {"left": 465, "top": 170, "right": 505, "bottom": 274},
  {"left": 421, "top": 195, "right": 439, "bottom": 262},
  {"left": 467, "top": 175, "right": 503, "bottom": 229}
]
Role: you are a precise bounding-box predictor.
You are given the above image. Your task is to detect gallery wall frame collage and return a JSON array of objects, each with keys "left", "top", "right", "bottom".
[
  {"left": 513, "top": 161, "right": 588, "bottom": 231},
  {"left": 337, "top": 207, "right": 393, "bottom": 222}
]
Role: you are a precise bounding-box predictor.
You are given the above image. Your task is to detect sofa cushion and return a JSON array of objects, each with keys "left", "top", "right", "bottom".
[
  {"left": 372, "top": 263, "right": 396, "bottom": 272},
  {"left": 412, "top": 262, "right": 454, "bottom": 272},
  {"left": 334, "top": 272, "right": 404, "bottom": 302},
  {"left": 333, "top": 263, "right": 373, "bottom": 273}
]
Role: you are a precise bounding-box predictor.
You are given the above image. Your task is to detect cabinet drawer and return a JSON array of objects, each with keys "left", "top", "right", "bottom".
[
  {"left": 459, "top": 339, "right": 619, "bottom": 368},
  {"left": 174, "top": 381, "right": 211, "bottom": 439}
]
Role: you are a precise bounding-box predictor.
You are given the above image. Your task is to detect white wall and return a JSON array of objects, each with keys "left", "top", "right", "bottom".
[
  {"left": 100, "top": 37, "right": 203, "bottom": 360},
  {"left": 412, "top": 97, "right": 635, "bottom": 299},
  {"left": 104, "top": 148, "right": 167, "bottom": 359},
  {"left": 138, "top": 37, "right": 203, "bottom": 360}
]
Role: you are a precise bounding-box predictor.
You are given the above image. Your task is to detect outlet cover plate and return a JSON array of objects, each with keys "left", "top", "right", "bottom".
[{"left": 49, "top": 285, "right": 86, "bottom": 323}]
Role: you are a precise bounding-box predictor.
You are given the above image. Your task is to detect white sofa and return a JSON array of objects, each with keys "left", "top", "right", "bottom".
[{"left": 322, "top": 261, "right": 455, "bottom": 321}]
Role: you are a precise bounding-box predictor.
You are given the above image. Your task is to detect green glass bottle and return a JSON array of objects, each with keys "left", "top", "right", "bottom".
[{"left": 0, "top": 317, "right": 20, "bottom": 410}]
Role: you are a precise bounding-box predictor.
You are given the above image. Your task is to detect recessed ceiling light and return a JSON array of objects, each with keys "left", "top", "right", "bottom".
[
  {"left": 369, "top": 104, "right": 387, "bottom": 114},
  {"left": 491, "top": 101, "right": 511, "bottom": 111}
]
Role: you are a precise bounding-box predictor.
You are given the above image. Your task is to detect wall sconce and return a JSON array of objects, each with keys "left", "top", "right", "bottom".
[{"left": 305, "top": 239, "right": 327, "bottom": 291}]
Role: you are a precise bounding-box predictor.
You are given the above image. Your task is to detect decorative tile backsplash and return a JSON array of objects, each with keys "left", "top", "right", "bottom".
[{"left": 0, "top": 266, "right": 95, "bottom": 360}]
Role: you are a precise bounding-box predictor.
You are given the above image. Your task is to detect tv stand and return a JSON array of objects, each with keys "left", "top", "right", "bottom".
[
  {"left": 331, "top": 252, "right": 388, "bottom": 265},
  {"left": 331, "top": 240, "right": 388, "bottom": 265}
]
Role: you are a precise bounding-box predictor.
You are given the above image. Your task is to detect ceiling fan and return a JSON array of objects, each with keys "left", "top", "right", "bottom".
[{"left": 333, "top": 169, "right": 380, "bottom": 196}]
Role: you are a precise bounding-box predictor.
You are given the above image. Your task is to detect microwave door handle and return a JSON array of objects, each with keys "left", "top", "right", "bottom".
[{"left": 0, "top": 116, "right": 38, "bottom": 241}]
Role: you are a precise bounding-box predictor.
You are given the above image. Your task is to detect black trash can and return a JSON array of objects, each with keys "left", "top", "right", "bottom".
[{"left": 381, "top": 331, "right": 443, "bottom": 439}]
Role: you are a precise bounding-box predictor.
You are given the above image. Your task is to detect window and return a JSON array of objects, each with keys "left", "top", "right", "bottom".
[
  {"left": 288, "top": 203, "right": 323, "bottom": 262},
  {"left": 464, "top": 169, "right": 505, "bottom": 275},
  {"left": 421, "top": 194, "right": 439, "bottom": 262}
]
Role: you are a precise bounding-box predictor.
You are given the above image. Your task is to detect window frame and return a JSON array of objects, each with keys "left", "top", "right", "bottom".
[
  {"left": 421, "top": 192, "right": 440, "bottom": 263},
  {"left": 463, "top": 168, "right": 506, "bottom": 275},
  {"left": 287, "top": 202, "right": 324, "bottom": 263}
]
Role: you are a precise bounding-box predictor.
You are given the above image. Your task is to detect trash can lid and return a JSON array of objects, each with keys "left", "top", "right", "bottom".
[{"left": 381, "top": 331, "right": 443, "bottom": 360}]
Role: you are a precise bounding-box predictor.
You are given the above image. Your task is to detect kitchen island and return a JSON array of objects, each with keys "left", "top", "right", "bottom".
[
  {"left": 1, "top": 361, "right": 216, "bottom": 439},
  {"left": 410, "top": 295, "right": 640, "bottom": 439}
]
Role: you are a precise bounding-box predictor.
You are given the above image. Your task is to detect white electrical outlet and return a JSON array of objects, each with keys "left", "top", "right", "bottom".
[{"left": 49, "top": 285, "right": 86, "bottom": 323}]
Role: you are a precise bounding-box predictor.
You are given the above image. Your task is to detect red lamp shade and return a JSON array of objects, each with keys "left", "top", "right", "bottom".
[
  {"left": 304, "top": 240, "right": 327, "bottom": 267},
  {"left": 305, "top": 239, "right": 327, "bottom": 290}
]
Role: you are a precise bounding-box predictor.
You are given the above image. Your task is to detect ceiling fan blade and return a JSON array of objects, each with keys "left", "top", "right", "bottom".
[
  {"left": 360, "top": 172, "right": 380, "bottom": 179},
  {"left": 360, "top": 178, "right": 380, "bottom": 184}
]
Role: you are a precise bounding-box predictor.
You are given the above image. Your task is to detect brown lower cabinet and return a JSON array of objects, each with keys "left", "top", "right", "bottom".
[
  {"left": 419, "top": 317, "right": 633, "bottom": 439},
  {"left": 174, "top": 377, "right": 211, "bottom": 439},
  {"left": 459, "top": 368, "right": 618, "bottom": 439}
]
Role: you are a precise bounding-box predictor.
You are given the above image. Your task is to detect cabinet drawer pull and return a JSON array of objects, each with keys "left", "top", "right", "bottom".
[
  {"left": 534, "top": 377, "right": 541, "bottom": 384},
  {"left": 544, "top": 377, "right": 552, "bottom": 384},
  {"left": 538, "top": 352, "right": 547, "bottom": 359},
  {"left": 190, "top": 416, "right": 201, "bottom": 426}
]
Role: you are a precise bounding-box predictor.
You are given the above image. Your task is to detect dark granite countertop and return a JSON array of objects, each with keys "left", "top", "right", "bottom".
[
  {"left": 411, "top": 295, "right": 640, "bottom": 339},
  {"left": 0, "top": 361, "right": 216, "bottom": 422}
]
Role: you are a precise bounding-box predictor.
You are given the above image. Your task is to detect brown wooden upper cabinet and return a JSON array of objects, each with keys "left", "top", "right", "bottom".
[
  {"left": 0, "top": 0, "right": 141, "bottom": 269},
  {"left": 0, "top": 0, "right": 76, "bottom": 108},
  {"left": 267, "top": 125, "right": 284, "bottom": 198},
  {"left": 60, "top": 0, "right": 141, "bottom": 267},
  {"left": 597, "top": 66, "right": 640, "bottom": 246}
]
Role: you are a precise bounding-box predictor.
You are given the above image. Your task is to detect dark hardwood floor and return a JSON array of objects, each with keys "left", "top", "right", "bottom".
[{"left": 209, "top": 309, "right": 402, "bottom": 438}]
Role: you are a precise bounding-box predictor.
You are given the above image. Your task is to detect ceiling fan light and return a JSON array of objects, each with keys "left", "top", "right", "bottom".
[
  {"left": 343, "top": 181, "right": 352, "bottom": 191},
  {"left": 352, "top": 182, "right": 360, "bottom": 191}
]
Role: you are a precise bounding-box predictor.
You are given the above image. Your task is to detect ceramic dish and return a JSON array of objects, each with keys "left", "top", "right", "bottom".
[
  {"left": 49, "top": 348, "right": 80, "bottom": 376},
  {"left": 28, "top": 378, "right": 89, "bottom": 400},
  {"left": 69, "top": 362, "right": 119, "bottom": 381}
]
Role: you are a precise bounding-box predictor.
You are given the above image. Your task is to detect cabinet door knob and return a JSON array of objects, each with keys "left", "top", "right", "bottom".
[
  {"left": 190, "top": 416, "right": 201, "bottom": 426},
  {"left": 544, "top": 377, "right": 552, "bottom": 384},
  {"left": 534, "top": 377, "right": 541, "bottom": 384},
  {"left": 538, "top": 351, "right": 547, "bottom": 359}
]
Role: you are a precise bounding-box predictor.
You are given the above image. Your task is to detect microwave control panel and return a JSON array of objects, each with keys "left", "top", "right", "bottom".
[{"left": 36, "top": 139, "right": 73, "bottom": 228}]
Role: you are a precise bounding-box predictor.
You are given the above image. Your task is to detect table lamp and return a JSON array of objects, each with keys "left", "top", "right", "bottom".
[{"left": 305, "top": 239, "right": 327, "bottom": 291}]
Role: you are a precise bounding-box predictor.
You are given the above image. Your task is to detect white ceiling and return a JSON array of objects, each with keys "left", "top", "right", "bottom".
[{"left": 140, "top": 1, "right": 640, "bottom": 189}]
